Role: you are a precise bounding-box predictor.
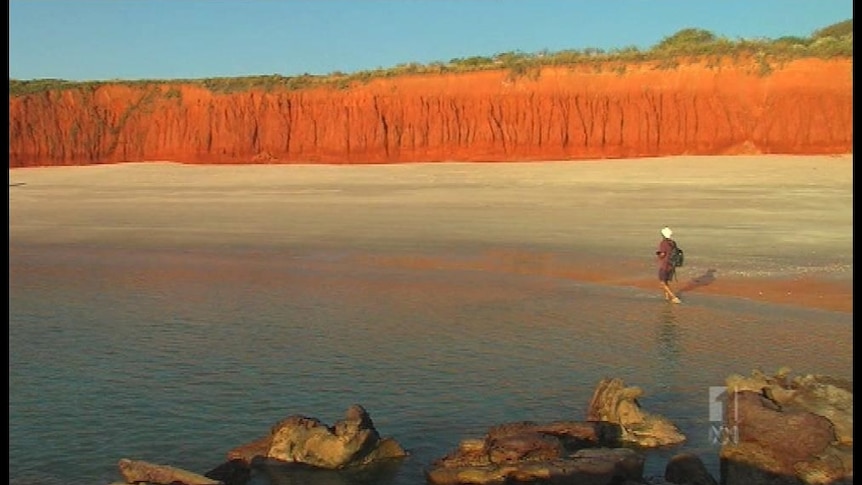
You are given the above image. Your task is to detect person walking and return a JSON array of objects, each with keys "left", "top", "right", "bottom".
[{"left": 656, "top": 226, "right": 681, "bottom": 303}]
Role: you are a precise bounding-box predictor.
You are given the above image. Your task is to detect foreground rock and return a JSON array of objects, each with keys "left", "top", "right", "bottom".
[
  {"left": 204, "top": 457, "right": 403, "bottom": 485},
  {"left": 426, "top": 377, "right": 691, "bottom": 484},
  {"left": 107, "top": 370, "right": 850, "bottom": 484},
  {"left": 587, "top": 377, "right": 686, "bottom": 447},
  {"left": 425, "top": 421, "right": 644, "bottom": 485},
  {"left": 115, "top": 458, "right": 222, "bottom": 485},
  {"left": 226, "top": 403, "right": 408, "bottom": 470},
  {"left": 720, "top": 369, "right": 853, "bottom": 485},
  {"left": 664, "top": 453, "right": 718, "bottom": 485}
]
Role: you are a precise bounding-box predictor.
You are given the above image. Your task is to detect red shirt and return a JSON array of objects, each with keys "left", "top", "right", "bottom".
[{"left": 657, "top": 238, "right": 675, "bottom": 270}]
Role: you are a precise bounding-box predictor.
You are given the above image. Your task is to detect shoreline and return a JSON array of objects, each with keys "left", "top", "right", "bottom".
[
  {"left": 348, "top": 249, "right": 853, "bottom": 313},
  {"left": 8, "top": 238, "right": 852, "bottom": 314},
  {"left": 583, "top": 268, "right": 852, "bottom": 314},
  {"left": 10, "top": 155, "right": 853, "bottom": 314}
]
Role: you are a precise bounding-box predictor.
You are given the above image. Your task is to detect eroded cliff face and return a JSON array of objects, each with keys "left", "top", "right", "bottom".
[{"left": 8, "top": 58, "right": 853, "bottom": 167}]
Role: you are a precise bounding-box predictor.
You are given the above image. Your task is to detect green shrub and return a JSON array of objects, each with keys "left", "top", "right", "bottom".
[
  {"left": 655, "top": 28, "right": 717, "bottom": 53},
  {"left": 812, "top": 19, "right": 852, "bottom": 39},
  {"left": 8, "top": 19, "right": 853, "bottom": 96}
]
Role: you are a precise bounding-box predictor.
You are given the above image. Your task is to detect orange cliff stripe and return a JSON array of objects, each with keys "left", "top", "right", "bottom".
[{"left": 9, "top": 58, "right": 853, "bottom": 168}]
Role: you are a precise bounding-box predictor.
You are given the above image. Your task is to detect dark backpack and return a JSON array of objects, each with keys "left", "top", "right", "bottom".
[{"left": 669, "top": 242, "right": 685, "bottom": 268}]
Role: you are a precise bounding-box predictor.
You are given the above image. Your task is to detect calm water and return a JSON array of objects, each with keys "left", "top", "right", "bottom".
[{"left": 9, "top": 242, "right": 853, "bottom": 485}]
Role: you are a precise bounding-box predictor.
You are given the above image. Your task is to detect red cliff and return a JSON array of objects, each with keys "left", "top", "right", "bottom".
[{"left": 8, "top": 58, "right": 853, "bottom": 167}]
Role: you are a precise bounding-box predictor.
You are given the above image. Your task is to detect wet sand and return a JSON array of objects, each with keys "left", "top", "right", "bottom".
[{"left": 9, "top": 155, "right": 853, "bottom": 313}]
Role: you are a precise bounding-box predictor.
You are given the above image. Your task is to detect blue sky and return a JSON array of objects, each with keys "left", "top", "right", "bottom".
[{"left": 9, "top": 0, "right": 853, "bottom": 82}]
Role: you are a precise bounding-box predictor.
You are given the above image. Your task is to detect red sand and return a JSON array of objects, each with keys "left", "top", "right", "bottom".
[{"left": 362, "top": 252, "right": 852, "bottom": 313}]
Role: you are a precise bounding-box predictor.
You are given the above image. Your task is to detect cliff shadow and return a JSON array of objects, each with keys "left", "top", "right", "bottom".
[{"left": 678, "top": 269, "right": 717, "bottom": 295}]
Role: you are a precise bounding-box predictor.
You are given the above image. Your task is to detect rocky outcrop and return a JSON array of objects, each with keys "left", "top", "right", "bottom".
[
  {"left": 101, "top": 371, "right": 850, "bottom": 485},
  {"left": 226, "top": 403, "right": 408, "bottom": 470},
  {"left": 587, "top": 377, "right": 687, "bottom": 447},
  {"left": 115, "top": 458, "right": 222, "bottom": 485},
  {"left": 426, "top": 375, "right": 691, "bottom": 485},
  {"left": 425, "top": 421, "right": 644, "bottom": 485},
  {"left": 664, "top": 453, "right": 718, "bottom": 485},
  {"left": 720, "top": 369, "right": 853, "bottom": 485},
  {"left": 9, "top": 58, "right": 852, "bottom": 168}
]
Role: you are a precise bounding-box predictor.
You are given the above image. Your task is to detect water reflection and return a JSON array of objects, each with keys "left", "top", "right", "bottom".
[
  {"left": 248, "top": 460, "right": 405, "bottom": 485},
  {"left": 654, "top": 306, "right": 682, "bottom": 391},
  {"left": 10, "top": 244, "right": 853, "bottom": 485}
]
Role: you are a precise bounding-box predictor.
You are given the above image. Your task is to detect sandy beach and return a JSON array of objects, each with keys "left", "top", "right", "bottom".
[{"left": 9, "top": 155, "right": 853, "bottom": 313}]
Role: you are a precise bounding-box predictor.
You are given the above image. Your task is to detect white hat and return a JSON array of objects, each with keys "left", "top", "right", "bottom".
[{"left": 661, "top": 227, "right": 673, "bottom": 238}]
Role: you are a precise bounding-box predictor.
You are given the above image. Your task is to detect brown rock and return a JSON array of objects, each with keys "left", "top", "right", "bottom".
[
  {"left": 225, "top": 434, "right": 270, "bottom": 464},
  {"left": 226, "top": 404, "right": 407, "bottom": 470},
  {"left": 587, "top": 377, "right": 686, "bottom": 447},
  {"left": 426, "top": 420, "right": 644, "bottom": 485},
  {"left": 729, "top": 391, "right": 836, "bottom": 464},
  {"left": 720, "top": 387, "right": 852, "bottom": 485},
  {"left": 117, "top": 458, "right": 222, "bottom": 485},
  {"left": 426, "top": 445, "right": 645, "bottom": 485},
  {"left": 204, "top": 459, "right": 250, "bottom": 485},
  {"left": 665, "top": 452, "right": 718, "bottom": 485}
]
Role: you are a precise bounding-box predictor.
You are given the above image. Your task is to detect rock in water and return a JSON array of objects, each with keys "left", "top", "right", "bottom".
[
  {"left": 226, "top": 403, "right": 408, "bottom": 470},
  {"left": 586, "top": 377, "right": 686, "bottom": 447},
  {"left": 721, "top": 369, "right": 853, "bottom": 485},
  {"left": 117, "top": 458, "right": 222, "bottom": 485}
]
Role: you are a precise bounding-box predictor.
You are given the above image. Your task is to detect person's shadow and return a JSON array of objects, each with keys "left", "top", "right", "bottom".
[{"left": 678, "top": 268, "right": 717, "bottom": 295}]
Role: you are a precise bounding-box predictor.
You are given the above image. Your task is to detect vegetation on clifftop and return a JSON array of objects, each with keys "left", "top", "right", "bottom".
[{"left": 9, "top": 19, "right": 853, "bottom": 96}]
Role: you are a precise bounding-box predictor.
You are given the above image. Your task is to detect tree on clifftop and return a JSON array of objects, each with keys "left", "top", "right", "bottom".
[
  {"left": 812, "top": 19, "right": 852, "bottom": 39},
  {"left": 655, "top": 28, "right": 717, "bottom": 51}
]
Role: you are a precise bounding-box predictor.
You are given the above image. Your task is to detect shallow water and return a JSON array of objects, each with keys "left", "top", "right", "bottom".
[{"left": 9, "top": 242, "right": 852, "bottom": 485}]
